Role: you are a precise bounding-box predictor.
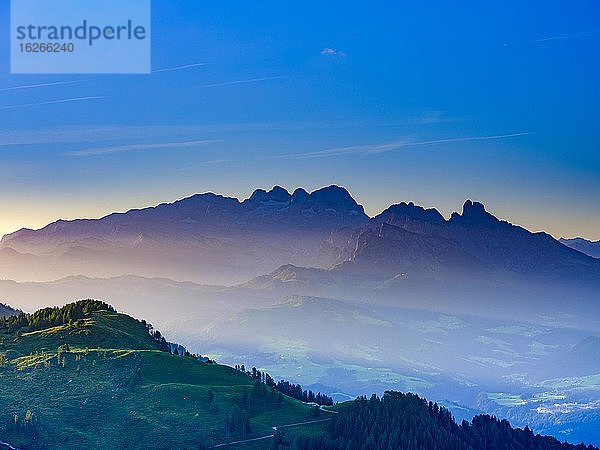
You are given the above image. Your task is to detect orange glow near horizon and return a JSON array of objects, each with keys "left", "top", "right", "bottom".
[{"left": 1, "top": 190, "right": 599, "bottom": 242}]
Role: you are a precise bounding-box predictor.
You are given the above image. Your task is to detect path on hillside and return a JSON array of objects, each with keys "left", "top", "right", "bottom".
[
  {"left": 211, "top": 434, "right": 274, "bottom": 448},
  {"left": 211, "top": 406, "right": 337, "bottom": 448},
  {"left": 0, "top": 441, "right": 21, "bottom": 450},
  {"left": 272, "top": 417, "right": 332, "bottom": 431}
]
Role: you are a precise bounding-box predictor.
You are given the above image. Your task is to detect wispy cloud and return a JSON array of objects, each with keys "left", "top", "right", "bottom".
[
  {"left": 278, "top": 132, "right": 533, "bottom": 159},
  {"left": 176, "top": 132, "right": 530, "bottom": 166},
  {"left": 321, "top": 48, "right": 346, "bottom": 58},
  {"left": 0, "top": 80, "right": 85, "bottom": 92},
  {"left": 152, "top": 63, "right": 209, "bottom": 73},
  {"left": 534, "top": 30, "right": 598, "bottom": 43},
  {"left": 67, "top": 139, "right": 218, "bottom": 157},
  {"left": 275, "top": 140, "right": 412, "bottom": 159},
  {"left": 0, "top": 118, "right": 456, "bottom": 147},
  {"left": 197, "top": 76, "right": 282, "bottom": 89},
  {"left": 408, "top": 132, "right": 533, "bottom": 147},
  {"left": 0, "top": 96, "right": 104, "bottom": 110}
]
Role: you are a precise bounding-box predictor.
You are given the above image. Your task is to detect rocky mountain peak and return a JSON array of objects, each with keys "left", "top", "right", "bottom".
[
  {"left": 378, "top": 202, "right": 446, "bottom": 225},
  {"left": 450, "top": 200, "right": 499, "bottom": 227},
  {"left": 462, "top": 200, "right": 486, "bottom": 215},
  {"left": 290, "top": 188, "right": 311, "bottom": 208},
  {"left": 249, "top": 186, "right": 292, "bottom": 203},
  {"left": 247, "top": 185, "right": 366, "bottom": 216},
  {"left": 310, "top": 185, "right": 365, "bottom": 215}
]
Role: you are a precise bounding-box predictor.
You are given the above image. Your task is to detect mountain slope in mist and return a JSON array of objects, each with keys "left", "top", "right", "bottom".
[
  {"left": 0, "top": 186, "right": 368, "bottom": 284},
  {"left": 2, "top": 187, "right": 598, "bottom": 289}
]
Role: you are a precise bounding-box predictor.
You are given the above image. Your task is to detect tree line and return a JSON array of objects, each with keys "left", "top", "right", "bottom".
[
  {"left": 0, "top": 299, "right": 114, "bottom": 332},
  {"left": 275, "top": 391, "right": 598, "bottom": 450},
  {"left": 0, "top": 299, "right": 215, "bottom": 365},
  {"left": 234, "top": 364, "right": 334, "bottom": 406}
]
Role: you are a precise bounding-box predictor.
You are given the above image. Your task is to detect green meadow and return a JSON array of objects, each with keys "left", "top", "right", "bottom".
[{"left": 0, "top": 309, "right": 319, "bottom": 449}]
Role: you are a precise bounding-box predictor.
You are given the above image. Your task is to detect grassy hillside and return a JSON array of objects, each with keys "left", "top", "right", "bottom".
[
  {"left": 2, "top": 301, "right": 592, "bottom": 450},
  {"left": 1, "top": 310, "right": 160, "bottom": 357},
  {"left": 0, "top": 304, "right": 317, "bottom": 449}
]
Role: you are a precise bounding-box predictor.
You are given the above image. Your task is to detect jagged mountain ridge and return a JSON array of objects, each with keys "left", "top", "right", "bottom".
[
  {"left": 0, "top": 186, "right": 368, "bottom": 283},
  {"left": 357, "top": 200, "right": 598, "bottom": 280},
  {"left": 1, "top": 186, "right": 598, "bottom": 285},
  {"left": 2, "top": 185, "right": 367, "bottom": 251},
  {"left": 317, "top": 199, "right": 599, "bottom": 284}
]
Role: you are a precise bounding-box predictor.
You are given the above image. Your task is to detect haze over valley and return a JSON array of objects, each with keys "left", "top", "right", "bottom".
[
  {"left": 2, "top": 1, "right": 598, "bottom": 447},
  {"left": 2, "top": 186, "right": 599, "bottom": 446}
]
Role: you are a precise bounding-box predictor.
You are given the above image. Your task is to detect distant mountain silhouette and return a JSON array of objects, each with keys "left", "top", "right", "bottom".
[
  {"left": 560, "top": 237, "right": 600, "bottom": 259},
  {"left": 0, "top": 186, "right": 368, "bottom": 284},
  {"left": 1, "top": 187, "right": 598, "bottom": 287},
  {"left": 325, "top": 199, "right": 600, "bottom": 283}
]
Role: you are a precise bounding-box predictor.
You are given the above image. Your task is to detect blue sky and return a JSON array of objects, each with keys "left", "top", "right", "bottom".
[{"left": 0, "top": 0, "right": 599, "bottom": 239}]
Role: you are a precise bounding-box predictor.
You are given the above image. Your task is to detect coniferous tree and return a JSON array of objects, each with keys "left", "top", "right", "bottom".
[{"left": 287, "top": 391, "right": 598, "bottom": 450}]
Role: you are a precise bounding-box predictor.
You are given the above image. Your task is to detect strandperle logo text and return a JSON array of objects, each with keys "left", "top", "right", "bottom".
[
  {"left": 11, "top": 0, "right": 151, "bottom": 74},
  {"left": 15, "top": 20, "right": 147, "bottom": 46}
]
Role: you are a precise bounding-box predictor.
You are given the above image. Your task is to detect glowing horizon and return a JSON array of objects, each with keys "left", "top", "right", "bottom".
[
  {"left": 1, "top": 184, "right": 598, "bottom": 242},
  {"left": 1, "top": 2, "right": 598, "bottom": 242}
]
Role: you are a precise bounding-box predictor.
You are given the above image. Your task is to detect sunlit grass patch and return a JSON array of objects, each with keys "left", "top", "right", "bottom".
[{"left": 486, "top": 392, "right": 528, "bottom": 406}]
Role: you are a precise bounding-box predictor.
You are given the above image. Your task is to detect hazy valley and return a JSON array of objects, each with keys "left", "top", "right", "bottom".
[{"left": 1, "top": 186, "right": 599, "bottom": 447}]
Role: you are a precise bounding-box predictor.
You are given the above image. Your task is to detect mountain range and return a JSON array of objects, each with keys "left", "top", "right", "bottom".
[
  {"left": 1, "top": 186, "right": 598, "bottom": 288},
  {"left": 560, "top": 237, "right": 600, "bottom": 259},
  {"left": 1, "top": 186, "right": 599, "bottom": 446},
  {"left": 0, "top": 186, "right": 367, "bottom": 284}
]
